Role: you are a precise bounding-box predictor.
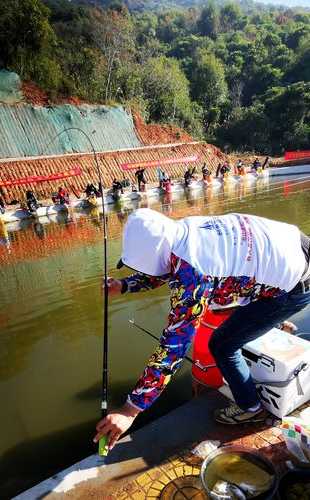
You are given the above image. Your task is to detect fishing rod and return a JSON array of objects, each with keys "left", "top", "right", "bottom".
[
  {"left": 129, "top": 318, "right": 216, "bottom": 373},
  {"left": 41, "top": 127, "right": 109, "bottom": 456}
]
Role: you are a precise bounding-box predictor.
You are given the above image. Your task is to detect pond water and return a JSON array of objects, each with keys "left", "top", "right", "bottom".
[{"left": 1, "top": 174, "right": 310, "bottom": 498}]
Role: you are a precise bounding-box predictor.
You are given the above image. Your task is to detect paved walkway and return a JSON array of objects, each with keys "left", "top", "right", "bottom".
[{"left": 16, "top": 388, "right": 306, "bottom": 499}]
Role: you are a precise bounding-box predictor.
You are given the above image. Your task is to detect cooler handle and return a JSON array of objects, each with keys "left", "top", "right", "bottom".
[{"left": 253, "top": 362, "right": 308, "bottom": 396}]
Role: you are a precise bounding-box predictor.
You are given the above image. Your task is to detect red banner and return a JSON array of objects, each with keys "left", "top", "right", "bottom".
[
  {"left": 0, "top": 167, "right": 82, "bottom": 188},
  {"left": 121, "top": 155, "right": 199, "bottom": 171},
  {"left": 285, "top": 151, "right": 310, "bottom": 160}
]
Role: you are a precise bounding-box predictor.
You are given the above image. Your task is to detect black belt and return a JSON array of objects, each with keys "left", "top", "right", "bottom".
[
  {"left": 291, "top": 276, "right": 310, "bottom": 294},
  {"left": 290, "top": 235, "right": 310, "bottom": 294}
]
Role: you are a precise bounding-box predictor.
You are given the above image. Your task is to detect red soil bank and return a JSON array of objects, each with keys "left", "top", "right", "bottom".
[
  {"left": 133, "top": 110, "right": 193, "bottom": 145},
  {"left": 22, "top": 81, "right": 82, "bottom": 106}
]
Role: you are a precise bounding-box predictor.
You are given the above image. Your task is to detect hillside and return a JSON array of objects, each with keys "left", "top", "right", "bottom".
[
  {"left": 72, "top": 0, "right": 310, "bottom": 11},
  {"left": 72, "top": 0, "right": 205, "bottom": 10},
  {"left": 2, "top": 0, "right": 309, "bottom": 156},
  {"left": 259, "top": 0, "right": 310, "bottom": 7}
]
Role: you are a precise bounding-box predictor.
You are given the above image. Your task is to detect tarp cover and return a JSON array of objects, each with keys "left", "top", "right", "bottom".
[
  {"left": 0, "top": 103, "right": 142, "bottom": 158},
  {"left": 0, "top": 70, "right": 23, "bottom": 105}
]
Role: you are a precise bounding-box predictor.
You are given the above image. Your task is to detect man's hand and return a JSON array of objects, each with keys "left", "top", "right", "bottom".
[
  {"left": 102, "top": 277, "right": 122, "bottom": 296},
  {"left": 93, "top": 403, "right": 140, "bottom": 450}
]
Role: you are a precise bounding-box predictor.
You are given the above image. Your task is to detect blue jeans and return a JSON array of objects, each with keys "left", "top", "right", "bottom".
[{"left": 208, "top": 289, "right": 310, "bottom": 409}]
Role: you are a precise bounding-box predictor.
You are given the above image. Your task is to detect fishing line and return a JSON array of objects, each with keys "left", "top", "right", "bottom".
[
  {"left": 103, "top": 174, "right": 310, "bottom": 225},
  {"left": 168, "top": 174, "right": 310, "bottom": 209},
  {"left": 205, "top": 178, "right": 310, "bottom": 214},
  {"left": 104, "top": 184, "right": 310, "bottom": 248},
  {"left": 172, "top": 175, "right": 310, "bottom": 211},
  {"left": 40, "top": 127, "right": 109, "bottom": 456},
  {"left": 157, "top": 174, "right": 310, "bottom": 213},
  {"left": 129, "top": 319, "right": 216, "bottom": 372}
]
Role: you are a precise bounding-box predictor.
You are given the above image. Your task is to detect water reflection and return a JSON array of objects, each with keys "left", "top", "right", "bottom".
[
  {"left": 1, "top": 174, "right": 310, "bottom": 498},
  {"left": 33, "top": 221, "right": 45, "bottom": 240}
]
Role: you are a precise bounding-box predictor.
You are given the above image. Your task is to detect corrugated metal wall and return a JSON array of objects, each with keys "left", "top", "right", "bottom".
[
  {"left": 0, "top": 104, "right": 141, "bottom": 158},
  {"left": 0, "top": 142, "right": 226, "bottom": 202}
]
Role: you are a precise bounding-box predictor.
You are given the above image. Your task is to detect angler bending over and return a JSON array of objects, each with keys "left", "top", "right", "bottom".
[{"left": 94, "top": 209, "right": 310, "bottom": 449}]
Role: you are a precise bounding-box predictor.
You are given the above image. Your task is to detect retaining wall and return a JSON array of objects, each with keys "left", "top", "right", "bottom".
[{"left": 0, "top": 142, "right": 226, "bottom": 202}]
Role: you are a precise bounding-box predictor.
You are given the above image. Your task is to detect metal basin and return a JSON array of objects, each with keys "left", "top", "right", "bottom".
[{"left": 200, "top": 445, "right": 278, "bottom": 499}]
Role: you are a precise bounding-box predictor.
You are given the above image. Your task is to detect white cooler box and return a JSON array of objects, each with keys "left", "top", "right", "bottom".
[{"left": 242, "top": 328, "right": 310, "bottom": 418}]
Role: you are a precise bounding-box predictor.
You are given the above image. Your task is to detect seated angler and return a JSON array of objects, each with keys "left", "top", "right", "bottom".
[
  {"left": 112, "top": 178, "right": 124, "bottom": 194},
  {"left": 162, "top": 176, "right": 172, "bottom": 193},
  {"left": 236, "top": 159, "right": 244, "bottom": 175},
  {"left": 162, "top": 171, "right": 169, "bottom": 183},
  {"left": 215, "top": 163, "right": 222, "bottom": 177},
  {"left": 220, "top": 162, "right": 230, "bottom": 177},
  {"left": 85, "top": 183, "right": 98, "bottom": 197},
  {"left": 157, "top": 168, "right": 165, "bottom": 188},
  {"left": 0, "top": 195, "right": 5, "bottom": 214},
  {"left": 57, "top": 186, "right": 69, "bottom": 205},
  {"left": 202, "top": 163, "right": 211, "bottom": 180},
  {"left": 184, "top": 167, "right": 193, "bottom": 187},
  {"left": 26, "top": 190, "right": 39, "bottom": 212},
  {"left": 252, "top": 158, "right": 261, "bottom": 171},
  {"left": 122, "top": 177, "right": 130, "bottom": 188}
]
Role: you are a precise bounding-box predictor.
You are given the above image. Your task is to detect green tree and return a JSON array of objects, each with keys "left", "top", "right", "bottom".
[
  {"left": 0, "top": 0, "right": 61, "bottom": 89},
  {"left": 191, "top": 49, "right": 227, "bottom": 108},
  {"left": 197, "top": 1, "right": 220, "bottom": 39},
  {"left": 0, "top": 0, "right": 309, "bottom": 153},
  {"left": 156, "top": 10, "right": 190, "bottom": 44},
  {"left": 263, "top": 82, "right": 310, "bottom": 152},
  {"left": 141, "top": 56, "right": 202, "bottom": 136},
  {"left": 91, "top": 7, "right": 135, "bottom": 102},
  {"left": 191, "top": 49, "right": 227, "bottom": 130},
  {"left": 135, "top": 11, "right": 158, "bottom": 46},
  {"left": 47, "top": 1, "right": 101, "bottom": 98},
  {"left": 285, "top": 35, "right": 310, "bottom": 83},
  {"left": 169, "top": 34, "right": 212, "bottom": 61},
  {"left": 219, "top": 2, "right": 245, "bottom": 33},
  {"left": 283, "top": 22, "right": 310, "bottom": 50},
  {"left": 245, "top": 64, "right": 283, "bottom": 103},
  {"left": 216, "top": 103, "right": 269, "bottom": 152}
]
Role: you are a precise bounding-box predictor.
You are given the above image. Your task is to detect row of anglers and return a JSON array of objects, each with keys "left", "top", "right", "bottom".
[
  {"left": 0, "top": 157, "right": 269, "bottom": 215},
  {"left": 0, "top": 180, "right": 129, "bottom": 215},
  {"left": 0, "top": 180, "right": 128, "bottom": 216},
  {"left": 138, "top": 157, "right": 270, "bottom": 190},
  {"left": 113, "top": 157, "right": 270, "bottom": 194},
  {"left": 0, "top": 187, "right": 70, "bottom": 215}
]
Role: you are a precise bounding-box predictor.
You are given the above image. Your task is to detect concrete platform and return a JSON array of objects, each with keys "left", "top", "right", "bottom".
[{"left": 14, "top": 388, "right": 303, "bottom": 499}]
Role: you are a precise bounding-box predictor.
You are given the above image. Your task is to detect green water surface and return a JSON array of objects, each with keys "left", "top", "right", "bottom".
[{"left": 1, "top": 175, "right": 310, "bottom": 498}]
